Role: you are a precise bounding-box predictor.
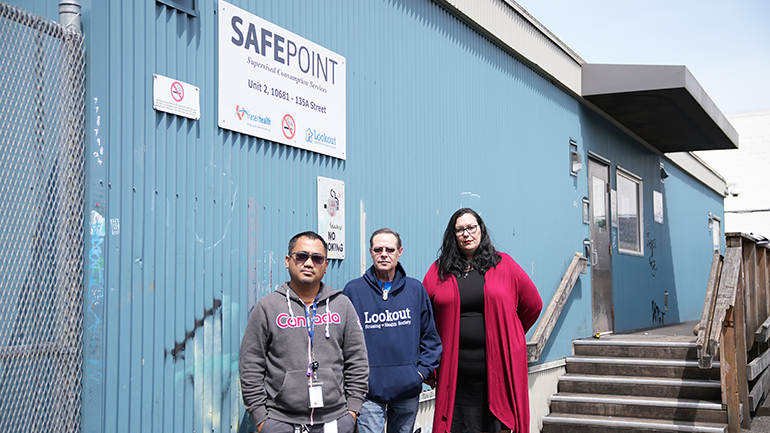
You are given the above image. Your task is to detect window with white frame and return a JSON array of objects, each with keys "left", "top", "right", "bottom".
[{"left": 617, "top": 168, "right": 643, "bottom": 255}]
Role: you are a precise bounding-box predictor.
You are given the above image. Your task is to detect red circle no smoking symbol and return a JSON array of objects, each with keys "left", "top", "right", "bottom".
[
  {"left": 282, "top": 114, "right": 296, "bottom": 140},
  {"left": 171, "top": 81, "right": 184, "bottom": 102}
]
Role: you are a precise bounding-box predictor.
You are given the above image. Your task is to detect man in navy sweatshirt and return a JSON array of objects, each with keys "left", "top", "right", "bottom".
[{"left": 342, "top": 228, "right": 441, "bottom": 433}]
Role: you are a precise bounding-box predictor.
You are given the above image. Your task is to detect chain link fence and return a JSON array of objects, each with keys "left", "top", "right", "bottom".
[
  {"left": 726, "top": 209, "right": 770, "bottom": 241},
  {"left": 1, "top": 3, "right": 86, "bottom": 432}
]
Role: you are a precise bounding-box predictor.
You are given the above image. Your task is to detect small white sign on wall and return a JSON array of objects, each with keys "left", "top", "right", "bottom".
[
  {"left": 153, "top": 74, "right": 200, "bottom": 120},
  {"left": 654, "top": 190, "right": 664, "bottom": 224},
  {"left": 317, "top": 176, "right": 345, "bottom": 259}
]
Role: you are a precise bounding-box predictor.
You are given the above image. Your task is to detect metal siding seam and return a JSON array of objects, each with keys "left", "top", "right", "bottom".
[
  {"left": 142, "top": 2, "right": 159, "bottom": 430},
  {"left": 121, "top": 0, "right": 138, "bottom": 429}
]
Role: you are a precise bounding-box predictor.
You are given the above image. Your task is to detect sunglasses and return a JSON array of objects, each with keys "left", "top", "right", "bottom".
[
  {"left": 372, "top": 247, "right": 397, "bottom": 254},
  {"left": 290, "top": 251, "right": 327, "bottom": 266}
]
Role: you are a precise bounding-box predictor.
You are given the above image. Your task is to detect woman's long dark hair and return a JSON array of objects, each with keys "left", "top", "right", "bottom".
[{"left": 436, "top": 208, "right": 501, "bottom": 280}]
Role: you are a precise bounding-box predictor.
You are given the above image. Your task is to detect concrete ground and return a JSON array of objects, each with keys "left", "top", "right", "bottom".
[{"left": 744, "top": 400, "right": 770, "bottom": 432}]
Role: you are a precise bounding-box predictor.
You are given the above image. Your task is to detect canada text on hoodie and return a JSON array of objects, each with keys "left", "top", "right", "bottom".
[{"left": 240, "top": 282, "right": 369, "bottom": 427}]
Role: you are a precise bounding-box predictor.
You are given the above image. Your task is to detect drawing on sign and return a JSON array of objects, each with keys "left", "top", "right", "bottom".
[
  {"left": 282, "top": 114, "right": 296, "bottom": 140},
  {"left": 171, "top": 81, "right": 185, "bottom": 102},
  {"left": 327, "top": 190, "right": 339, "bottom": 216}
]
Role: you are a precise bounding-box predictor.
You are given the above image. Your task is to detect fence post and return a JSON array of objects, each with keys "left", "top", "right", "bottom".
[
  {"left": 721, "top": 305, "right": 740, "bottom": 432},
  {"left": 735, "top": 265, "right": 751, "bottom": 429}
]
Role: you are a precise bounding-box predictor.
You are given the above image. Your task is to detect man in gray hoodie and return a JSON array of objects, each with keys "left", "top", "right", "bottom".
[{"left": 240, "top": 231, "right": 369, "bottom": 433}]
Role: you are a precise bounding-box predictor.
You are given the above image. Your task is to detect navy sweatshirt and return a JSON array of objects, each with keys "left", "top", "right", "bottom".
[{"left": 342, "top": 263, "right": 442, "bottom": 402}]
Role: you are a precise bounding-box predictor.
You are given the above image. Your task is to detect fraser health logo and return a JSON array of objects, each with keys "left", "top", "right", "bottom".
[
  {"left": 305, "top": 128, "right": 337, "bottom": 148},
  {"left": 234, "top": 105, "right": 271, "bottom": 126}
]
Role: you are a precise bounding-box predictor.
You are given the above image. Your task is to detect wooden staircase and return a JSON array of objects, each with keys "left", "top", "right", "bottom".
[{"left": 541, "top": 337, "right": 728, "bottom": 433}]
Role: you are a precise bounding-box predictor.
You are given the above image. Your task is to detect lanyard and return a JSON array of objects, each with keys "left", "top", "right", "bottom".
[
  {"left": 305, "top": 296, "right": 318, "bottom": 348},
  {"left": 305, "top": 296, "right": 319, "bottom": 379}
]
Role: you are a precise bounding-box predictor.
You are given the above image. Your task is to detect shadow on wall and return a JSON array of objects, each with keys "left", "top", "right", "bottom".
[{"left": 240, "top": 411, "right": 256, "bottom": 433}]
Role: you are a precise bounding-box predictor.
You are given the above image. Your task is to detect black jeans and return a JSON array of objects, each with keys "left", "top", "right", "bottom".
[{"left": 262, "top": 413, "right": 356, "bottom": 433}]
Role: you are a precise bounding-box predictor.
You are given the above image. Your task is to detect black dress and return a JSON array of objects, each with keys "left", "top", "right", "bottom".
[{"left": 450, "top": 270, "right": 505, "bottom": 433}]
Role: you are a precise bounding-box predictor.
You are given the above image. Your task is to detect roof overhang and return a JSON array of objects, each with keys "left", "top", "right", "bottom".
[{"left": 582, "top": 64, "right": 739, "bottom": 153}]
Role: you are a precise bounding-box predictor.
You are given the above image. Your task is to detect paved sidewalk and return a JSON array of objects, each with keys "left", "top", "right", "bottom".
[{"left": 744, "top": 401, "right": 770, "bottom": 432}]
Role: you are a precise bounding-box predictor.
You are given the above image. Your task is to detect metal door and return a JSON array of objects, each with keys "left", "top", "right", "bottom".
[{"left": 588, "top": 157, "right": 614, "bottom": 333}]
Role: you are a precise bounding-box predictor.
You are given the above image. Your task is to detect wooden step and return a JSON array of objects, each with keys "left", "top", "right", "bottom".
[
  {"left": 557, "top": 374, "right": 721, "bottom": 400},
  {"left": 541, "top": 413, "right": 726, "bottom": 433},
  {"left": 566, "top": 356, "right": 721, "bottom": 380},
  {"left": 549, "top": 393, "right": 727, "bottom": 424},
  {"left": 572, "top": 339, "right": 699, "bottom": 360}
]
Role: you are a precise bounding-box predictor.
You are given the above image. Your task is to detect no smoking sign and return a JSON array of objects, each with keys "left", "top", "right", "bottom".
[
  {"left": 282, "top": 114, "right": 296, "bottom": 140},
  {"left": 153, "top": 74, "right": 200, "bottom": 120},
  {"left": 171, "top": 81, "right": 184, "bottom": 102}
]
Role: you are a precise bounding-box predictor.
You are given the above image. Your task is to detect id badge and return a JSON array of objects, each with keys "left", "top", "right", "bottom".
[{"left": 309, "top": 381, "right": 324, "bottom": 408}]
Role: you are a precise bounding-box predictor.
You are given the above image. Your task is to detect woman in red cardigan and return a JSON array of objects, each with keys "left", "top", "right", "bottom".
[{"left": 423, "top": 208, "right": 542, "bottom": 433}]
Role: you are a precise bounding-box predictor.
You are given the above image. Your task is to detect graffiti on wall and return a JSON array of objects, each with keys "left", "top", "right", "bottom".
[
  {"left": 85, "top": 210, "right": 106, "bottom": 383},
  {"left": 652, "top": 300, "right": 666, "bottom": 326},
  {"left": 646, "top": 226, "right": 657, "bottom": 277}
]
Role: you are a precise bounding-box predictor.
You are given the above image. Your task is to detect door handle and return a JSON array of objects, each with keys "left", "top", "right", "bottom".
[{"left": 591, "top": 240, "right": 597, "bottom": 267}]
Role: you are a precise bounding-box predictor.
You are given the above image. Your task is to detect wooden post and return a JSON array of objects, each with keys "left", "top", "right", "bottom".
[
  {"left": 696, "top": 253, "right": 723, "bottom": 368},
  {"left": 744, "top": 238, "right": 758, "bottom": 351},
  {"left": 758, "top": 246, "right": 768, "bottom": 334},
  {"left": 721, "top": 306, "right": 740, "bottom": 433},
  {"left": 735, "top": 262, "right": 751, "bottom": 429}
]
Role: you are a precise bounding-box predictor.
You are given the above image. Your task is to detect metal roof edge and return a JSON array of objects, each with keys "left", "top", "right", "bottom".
[
  {"left": 682, "top": 67, "right": 739, "bottom": 146},
  {"left": 432, "top": 0, "right": 584, "bottom": 94},
  {"left": 500, "top": 0, "right": 585, "bottom": 64},
  {"left": 583, "top": 64, "right": 688, "bottom": 95},
  {"left": 582, "top": 63, "right": 739, "bottom": 152}
]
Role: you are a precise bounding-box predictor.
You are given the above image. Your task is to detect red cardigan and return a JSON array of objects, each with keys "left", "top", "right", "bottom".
[{"left": 422, "top": 253, "right": 542, "bottom": 433}]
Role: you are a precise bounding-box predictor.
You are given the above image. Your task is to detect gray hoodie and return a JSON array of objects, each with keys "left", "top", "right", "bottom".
[{"left": 240, "top": 282, "right": 369, "bottom": 427}]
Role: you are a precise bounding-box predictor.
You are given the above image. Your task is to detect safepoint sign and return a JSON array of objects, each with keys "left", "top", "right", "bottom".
[{"left": 218, "top": 1, "right": 347, "bottom": 159}]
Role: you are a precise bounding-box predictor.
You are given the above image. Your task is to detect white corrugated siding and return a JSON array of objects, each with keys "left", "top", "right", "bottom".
[
  {"left": 528, "top": 360, "right": 566, "bottom": 433},
  {"left": 438, "top": 0, "right": 584, "bottom": 94}
]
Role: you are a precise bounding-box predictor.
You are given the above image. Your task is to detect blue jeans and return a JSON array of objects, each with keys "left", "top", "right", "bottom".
[{"left": 358, "top": 396, "right": 420, "bottom": 433}]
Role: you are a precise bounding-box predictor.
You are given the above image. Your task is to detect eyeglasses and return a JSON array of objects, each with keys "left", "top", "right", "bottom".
[
  {"left": 372, "top": 247, "right": 397, "bottom": 255},
  {"left": 290, "top": 251, "right": 327, "bottom": 266},
  {"left": 454, "top": 224, "right": 479, "bottom": 235}
]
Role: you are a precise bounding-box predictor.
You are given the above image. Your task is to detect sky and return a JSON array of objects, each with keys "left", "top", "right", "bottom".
[{"left": 513, "top": 0, "right": 770, "bottom": 115}]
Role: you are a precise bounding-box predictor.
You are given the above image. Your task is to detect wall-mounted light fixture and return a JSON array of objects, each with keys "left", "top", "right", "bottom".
[
  {"left": 725, "top": 182, "right": 741, "bottom": 197},
  {"left": 570, "top": 138, "right": 582, "bottom": 176},
  {"left": 660, "top": 162, "right": 669, "bottom": 183}
]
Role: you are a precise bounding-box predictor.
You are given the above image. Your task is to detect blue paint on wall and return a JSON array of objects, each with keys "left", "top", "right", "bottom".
[{"left": 3, "top": 0, "right": 726, "bottom": 431}]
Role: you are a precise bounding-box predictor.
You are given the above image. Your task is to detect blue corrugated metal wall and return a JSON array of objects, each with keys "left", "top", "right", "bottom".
[
  {"left": 4, "top": 0, "right": 724, "bottom": 431},
  {"left": 653, "top": 160, "right": 725, "bottom": 327},
  {"left": 578, "top": 108, "right": 724, "bottom": 333}
]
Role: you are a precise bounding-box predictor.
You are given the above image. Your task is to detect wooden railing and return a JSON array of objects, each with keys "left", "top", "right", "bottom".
[
  {"left": 696, "top": 232, "right": 770, "bottom": 432},
  {"left": 527, "top": 252, "right": 587, "bottom": 363}
]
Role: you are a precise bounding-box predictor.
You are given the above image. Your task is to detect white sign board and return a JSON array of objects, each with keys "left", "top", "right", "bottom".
[
  {"left": 218, "top": 1, "right": 346, "bottom": 159},
  {"left": 317, "top": 177, "right": 345, "bottom": 260},
  {"left": 653, "top": 190, "right": 664, "bottom": 224},
  {"left": 153, "top": 74, "right": 200, "bottom": 120}
]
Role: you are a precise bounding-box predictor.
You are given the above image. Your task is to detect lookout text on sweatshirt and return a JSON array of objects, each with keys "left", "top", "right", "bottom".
[{"left": 343, "top": 263, "right": 441, "bottom": 403}]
